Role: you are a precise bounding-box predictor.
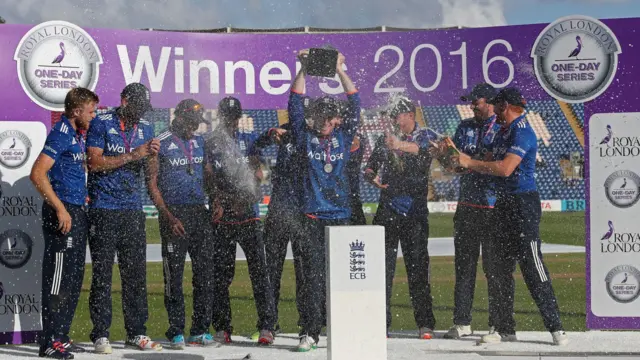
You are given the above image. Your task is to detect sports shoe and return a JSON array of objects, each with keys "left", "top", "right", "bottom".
[
  {"left": 296, "top": 335, "right": 317, "bottom": 352},
  {"left": 188, "top": 333, "right": 221, "bottom": 347},
  {"left": 250, "top": 331, "right": 260, "bottom": 341},
  {"left": 444, "top": 325, "right": 473, "bottom": 339},
  {"left": 93, "top": 338, "right": 112, "bottom": 354},
  {"left": 125, "top": 335, "right": 163, "bottom": 351},
  {"left": 170, "top": 334, "right": 185, "bottom": 350},
  {"left": 213, "top": 330, "right": 232, "bottom": 344},
  {"left": 62, "top": 339, "right": 86, "bottom": 353},
  {"left": 258, "top": 330, "right": 274, "bottom": 345},
  {"left": 552, "top": 330, "right": 568, "bottom": 346},
  {"left": 39, "top": 341, "right": 73, "bottom": 359},
  {"left": 419, "top": 327, "right": 435, "bottom": 340},
  {"left": 480, "top": 330, "right": 518, "bottom": 344}
]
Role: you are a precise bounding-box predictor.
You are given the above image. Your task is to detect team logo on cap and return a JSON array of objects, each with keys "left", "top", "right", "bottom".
[
  {"left": 13, "top": 21, "right": 103, "bottom": 111},
  {"left": 530, "top": 15, "right": 621, "bottom": 103}
]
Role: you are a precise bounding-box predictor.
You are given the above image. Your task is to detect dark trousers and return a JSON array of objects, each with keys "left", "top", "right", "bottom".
[
  {"left": 297, "top": 216, "right": 349, "bottom": 341},
  {"left": 211, "top": 221, "right": 275, "bottom": 333},
  {"left": 452, "top": 205, "right": 497, "bottom": 327},
  {"left": 39, "top": 202, "right": 88, "bottom": 346},
  {"left": 350, "top": 196, "right": 366, "bottom": 226},
  {"left": 264, "top": 207, "right": 304, "bottom": 329},
  {"left": 489, "top": 192, "right": 563, "bottom": 334},
  {"left": 88, "top": 208, "right": 148, "bottom": 341},
  {"left": 160, "top": 205, "right": 215, "bottom": 339},
  {"left": 373, "top": 204, "right": 435, "bottom": 330}
]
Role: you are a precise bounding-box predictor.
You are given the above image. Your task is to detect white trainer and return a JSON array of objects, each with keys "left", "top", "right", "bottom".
[
  {"left": 94, "top": 337, "right": 112, "bottom": 354},
  {"left": 552, "top": 330, "right": 568, "bottom": 346},
  {"left": 125, "top": 335, "right": 163, "bottom": 351},
  {"left": 480, "top": 331, "right": 517, "bottom": 344},
  {"left": 444, "top": 325, "right": 473, "bottom": 339},
  {"left": 296, "top": 335, "right": 317, "bottom": 352}
]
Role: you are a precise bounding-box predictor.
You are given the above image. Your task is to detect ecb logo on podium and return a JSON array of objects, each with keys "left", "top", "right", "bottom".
[{"left": 349, "top": 240, "right": 366, "bottom": 280}]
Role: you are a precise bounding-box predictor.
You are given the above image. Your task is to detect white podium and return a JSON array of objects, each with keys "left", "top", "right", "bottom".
[{"left": 326, "top": 225, "right": 386, "bottom": 360}]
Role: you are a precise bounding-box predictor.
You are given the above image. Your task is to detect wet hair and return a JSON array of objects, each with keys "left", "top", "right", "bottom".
[
  {"left": 307, "top": 96, "right": 340, "bottom": 132},
  {"left": 64, "top": 88, "right": 99, "bottom": 118}
]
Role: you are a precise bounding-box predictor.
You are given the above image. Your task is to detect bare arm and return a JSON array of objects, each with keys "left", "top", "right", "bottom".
[
  {"left": 87, "top": 139, "right": 160, "bottom": 173},
  {"left": 29, "top": 154, "right": 72, "bottom": 234},
  {"left": 389, "top": 138, "right": 420, "bottom": 154},
  {"left": 145, "top": 154, "right": 169, "bottom": 216},
  {"left": 461, "top": 153, "right": 522, "bottom": 177},
  {"left": 87, "top": 146, "right": 138, "bottom": 172},
  {"left": 336, "top": 53, "right": 357, "bottom": 95},
  {"left": 292, "top": 62, "right": 306, "bottom": 94},
  {"left": 30, "top": 154, "right": 65, "bottom": 213},
  {"left": 145, "top": 153, "right": 186, "bottom": 236}
]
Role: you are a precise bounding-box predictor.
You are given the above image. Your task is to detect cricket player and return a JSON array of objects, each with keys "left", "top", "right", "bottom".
[
  {"left": 30, "top": 88, "right": 99, "bottom": 359},
  {"left": 445, "top": 83, "right": 501, "bottom": 339},
  {"left": 206, "top": 97, "right": 276, "bottom": 346},
  {"left": 252, "top": 122, "right": 305, "bottom": 337},
  {"left": 147, "top": 99, "right": 220, "bottom": 349},
  {"left": 86, "top": 83, "right": 162, "bottom": 353},
  {"left": 288, "top": 49, "right": 360, "bottom": 352},
  {"left": 363, "top": 97, "right": 440, "bottom": 340},
  {"left": 455, "top": 87, "right": 568, "bottom": 346}
]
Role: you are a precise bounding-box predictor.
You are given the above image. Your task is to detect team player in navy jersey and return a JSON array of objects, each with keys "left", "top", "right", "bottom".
[
  {"left": 205, "top": 96, "right": 276, "bottom": 346},
  {"left": 363, "top": 97, "right": 440, "bottom": 340},
  {"left": 252, "top": 122, "right": 305, "bottom": 337},
  {"left": 288, "top": 49, "right": 360, "bottom": 352},
  {"left": 455, "top": 88, "right": 568, "bottom": 346},
  {"left": 30, "top": 88, "right": 99, "bottom": 359},
  {"left": 85, "top": 83, "right": 162, "bottom": 353},
  {"left": 444, "top": 83, "right": 501, "bottom": 340},
  {"left": 146, "top": 99, "right": 219, "bottom": 349}
]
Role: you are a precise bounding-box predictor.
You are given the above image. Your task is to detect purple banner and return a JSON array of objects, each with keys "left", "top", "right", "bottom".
[{"left": 0, "top": 18, "right": 630, "bottom": 120}]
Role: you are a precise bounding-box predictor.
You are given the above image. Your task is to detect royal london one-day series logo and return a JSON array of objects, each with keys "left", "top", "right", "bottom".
[
  {"left": 0, "top": 130, "right": 32, "bottom": 169},
  {"left": 605, "top": 265, "right": 640, "bottom": 304},
  {"left": 603, "top": 170, "right": 640, "bottom": 208},
  {"left": 13, "top": 21, "right": 103, "bottom": 111},
  {"left": 531, "top": 15, "right": 622, "bottom": 103}
]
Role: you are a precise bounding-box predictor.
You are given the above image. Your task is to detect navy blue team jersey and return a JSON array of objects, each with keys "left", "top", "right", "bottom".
[
  {"left": 453, "top": 115, "right": 500, "bottom": 208},
  {"left": 288, "top": 91, "right": 361, "bottom": 220},
  {"left": 155, "top": 130, "right": 207, "bottom": 205},
  {"left": 41, "top": 115, "right": 87, "bottom": 206},
  {"left": 493, "top": 114, "right": 538, "bottom": 194},
  {"left": 86, "top": 110, "right": 155, "bottom": 210},
  {"left": 366, "top": 125, "right": 438, "bottom": 216},
  {"left": 206, "top": 128, "right": 261, "bottom": 224}
]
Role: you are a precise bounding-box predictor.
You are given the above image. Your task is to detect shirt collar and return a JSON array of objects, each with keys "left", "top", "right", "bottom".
[
  {"left": 508, "top": 114, "right": 527, "bottom": 130},
  {"left": 60, "top": 115, "right": 78, "bottom": 137}
]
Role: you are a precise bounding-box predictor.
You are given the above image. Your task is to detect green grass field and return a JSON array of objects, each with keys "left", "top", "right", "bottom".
[{"left": 69, "top": 212, "right": 586, "bottom": 342}]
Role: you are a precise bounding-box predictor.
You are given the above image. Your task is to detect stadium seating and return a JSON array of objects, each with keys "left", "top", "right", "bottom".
[{"left": 67, "top": 100, "right": 585, "bottom": 207}]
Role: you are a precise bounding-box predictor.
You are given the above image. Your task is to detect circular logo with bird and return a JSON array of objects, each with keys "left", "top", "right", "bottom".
[
  {"left": 530, "top": 15, "right": 622, "bottom": 103},
  {"left": 13, "top": 21, "right": 104, "bottom": 111},
  {"left": 0, "top": 229, "right": 34, "bottom": 269}
]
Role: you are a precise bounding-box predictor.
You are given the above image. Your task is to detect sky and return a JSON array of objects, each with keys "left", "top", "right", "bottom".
[{"left": 0, "top": 0, "right": 638, "bottom": 30}]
